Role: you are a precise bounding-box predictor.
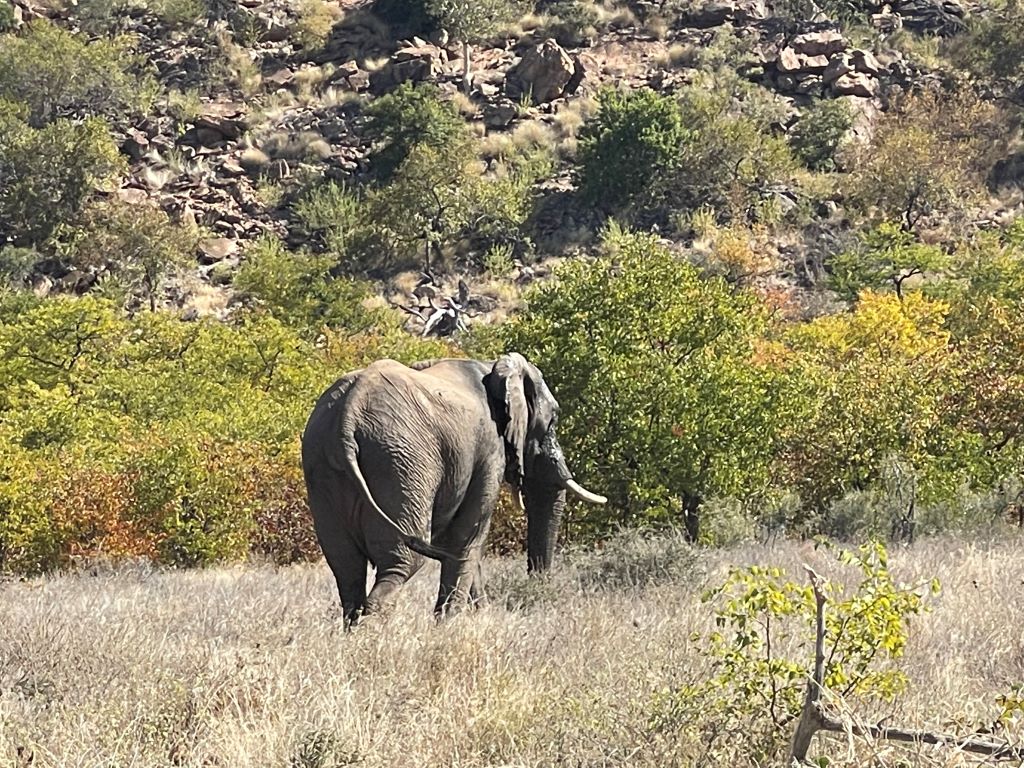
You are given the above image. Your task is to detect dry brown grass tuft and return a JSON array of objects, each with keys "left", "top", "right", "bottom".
[{"left": 2, "top": 535, "right": 1023, "bottom": 766}]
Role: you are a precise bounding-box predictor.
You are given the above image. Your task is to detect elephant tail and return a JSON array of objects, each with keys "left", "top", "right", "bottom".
[{"left": 341, "top": 439, "right": 466, "bottom": 565}]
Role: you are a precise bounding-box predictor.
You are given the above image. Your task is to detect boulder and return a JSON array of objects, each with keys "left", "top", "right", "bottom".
[
  {"left": 686, "top": 0, "right": 767, "bottom": 26},
  {"left": 790, "top": 30, "right": 845, "bottom": 57},
  {"left": 894, "top": 0, "right": 966, "bottom": 35},
  {"left": 778, "top": 48, "right": 829, "bottom": 74},
  {"left": 198, "top": 238, "right": 238, "bottom": 264},
  {"left": 850, "top": 49, "right": 882, "bottom": 75},
  {"left": 483, "top": 99, "right": 518, "bottom": 129},
  {"left": 822, "top": 53, "right": 854, "bottom": 84},
  {"left": 506, "top": 39, "right": 576, "bottom": 104},
  {"left": 832, "top": 72, "right": 877, "bottom": 98}
]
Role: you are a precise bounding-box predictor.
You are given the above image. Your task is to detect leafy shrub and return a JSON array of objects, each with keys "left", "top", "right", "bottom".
[
  {"left": 233, "top": 235, "right": 381, "bottom": 335},
  {"left": 789, "top": 98, "right": 852, "bottom": 171},
  {"left": 0, "top": 20, "right": 157, "bottom": 127},
  {"left": 828, "top": 220, "right": 950, "bottom": 300},
  {"left": 293, "top": 182, "right": 366, "bottom": 258},
  {"left": 363, "top": 82, "right": 469, "bottom": 179},
  {"left": 843, "top": 88, "right": 1005, "bottom": 232},
  {"left": 577, "top": 87, "right": 687, "bottom": 210},
  {"left": 652, "top": 541, "right": 937, "bottom": 765},
  {"left": 0, "top": 0, "right": 16, "bottom": 31},
  {"left": 501, "top": 226, "right": 790, "bottom": 539},
  {"left": 667, "top": 83, "right": 794, "bottom": 222},
  {"left": 578, "top": 82, "right": 794, "bottom": 223},
  {"left": 950, "top": 4, "right": 1024, "bottom": 94},
  {"left": 64, "top": 198, "right": 199, "bottom": 311},
  {"left": 291, "top": 0, "right": 340, "bottom": 51},
  {"left": 0, "top": 110, "right": 125, "bottom": 247}
]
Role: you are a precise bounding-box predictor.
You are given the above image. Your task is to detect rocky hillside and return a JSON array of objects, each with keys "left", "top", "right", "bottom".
[{"left": 2, "top": 0, "right": 1022, "bottom": 328}]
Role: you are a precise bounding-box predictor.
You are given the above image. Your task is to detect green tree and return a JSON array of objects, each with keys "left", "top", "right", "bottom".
[
  {"left": 0, "top": 20, "right": 156, "bottom": 127},
  {"left": 425, "top": 0, "right": 530, "bottom": 92},
  {"left": 780, "top": 291, "right": 956, "bottom": 516},
  {"left": 501, "top": 226, "right": 791, "bottom": 540},
  {"left": 65, "top": 198, "right": 199, "bottom": 311},
  {"left": 0, "top": 108, "right": 125, "bottom": 247},
  {"left": 363, "top": 82, "right": 468, "bottom": 180},
  {"left": 829, "top": 221, "right": 950, "bottom": 300},
  {"left": 576, "top": 87, "right": 687, "bottom": 211}
]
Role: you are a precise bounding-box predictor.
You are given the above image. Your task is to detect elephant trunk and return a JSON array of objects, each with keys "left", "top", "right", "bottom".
[{"left": 525, "top": 483, "right": 566, "bottom": 573}]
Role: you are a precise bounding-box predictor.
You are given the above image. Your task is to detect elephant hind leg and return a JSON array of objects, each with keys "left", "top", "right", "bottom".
[
  {"left": 324, "top": 539, "right": 368, "bottom": 627},
  {"left": 308, "top": 473, "right": 368, "bottom": 626}
]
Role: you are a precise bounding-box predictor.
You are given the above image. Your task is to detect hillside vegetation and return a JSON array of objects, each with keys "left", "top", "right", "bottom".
[{"left": 1, "top": 0, "right": 1023, "bottom": 572}]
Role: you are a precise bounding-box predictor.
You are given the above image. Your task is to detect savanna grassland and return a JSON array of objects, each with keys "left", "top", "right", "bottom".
[{"left": 2, "top": 532, "right": 1023, "bottom": 767}]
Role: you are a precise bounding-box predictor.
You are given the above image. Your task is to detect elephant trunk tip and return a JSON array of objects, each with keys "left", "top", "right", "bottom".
[{"left": 564, "top": 478, "right": 607, "bottom": 505}]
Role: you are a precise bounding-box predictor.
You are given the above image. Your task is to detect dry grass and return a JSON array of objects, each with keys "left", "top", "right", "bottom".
[{"left": 2, "top": 534, "right": 1023, "bottom": 767}]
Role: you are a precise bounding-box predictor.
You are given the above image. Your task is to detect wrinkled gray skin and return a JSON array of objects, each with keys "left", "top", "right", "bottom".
[{"left": 301, "top": 353, "right": 606, "bottom": 624}]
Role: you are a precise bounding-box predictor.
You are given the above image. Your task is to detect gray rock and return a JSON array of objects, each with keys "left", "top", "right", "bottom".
[
  {"left": 790, "top": 30, "right": 845, "bottom": 57},
  {"left": 850, "top": 49, "right": 882, "bottom": 75},
  {"left": 822, "top": 53, "right": 853, "bottom": 84},
  {"left": 831, "top": 72, "right": 877, "bottom": 98},
  {"left": 484, "top": 99, "right": 518, "bottom": 128},
  {"left": 505, "top": 39, "right": 576, "bottom": 104}
]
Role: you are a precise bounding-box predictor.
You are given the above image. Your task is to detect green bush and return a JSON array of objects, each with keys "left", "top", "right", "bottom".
[
  {"left": 951, "top": 4, "right": 1024, "bottom": 94},
  {"left": 577, "top": 82, "right": 794, "bottom": 223},
  {"left": 843, "top": 88, "right": 1004, "bottom": 232},
  {"left": 0, "top": 0, "right": 16, "bottom": 32},
  {"left": 501, "top": 226, "right": 790, "bottom": 539},
  {"left": 233, "top": 235, "right": 381, "bottom": 335},
  {"left": 293, "top": 182, "right": 366, "bottom": 258},
  {"left": 789, "top": 98, "right": 852, "bottom": 171},
  {"left": 576, "top": 87, "right": 687, "bottom": 210},
  {"left": 363, "top": 82, "right": 469, "bottom": 179},
  {"left": 64, "top": 198, "right": 199, "bottom": 311},
  {"left": 0, "top": 20, "right": 157, "bottom": 127},
  {"left": 0, "top": 112, "right": 125, "bottom": 247}
]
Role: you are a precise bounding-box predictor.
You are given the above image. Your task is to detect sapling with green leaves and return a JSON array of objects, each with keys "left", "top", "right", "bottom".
[{"left": 425, "top": 0, "right": 530, "bottom": 93}]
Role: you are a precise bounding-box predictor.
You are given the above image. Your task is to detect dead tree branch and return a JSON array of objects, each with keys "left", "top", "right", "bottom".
[{"left": 789, "top": 566, "right": 1024, "bottom": 764}]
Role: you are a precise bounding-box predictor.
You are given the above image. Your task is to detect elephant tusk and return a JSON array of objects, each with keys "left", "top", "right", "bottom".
[
  {"left": 564, "top": 478, "right": 607, "bottom": 505},
  {"left": 516, "top": 490, "right": 526, "bottom": 511}
]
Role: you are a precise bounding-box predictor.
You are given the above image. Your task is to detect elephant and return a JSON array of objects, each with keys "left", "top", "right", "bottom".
[{"left": 300, "top": 353, "right": 606, "bottom": 624}]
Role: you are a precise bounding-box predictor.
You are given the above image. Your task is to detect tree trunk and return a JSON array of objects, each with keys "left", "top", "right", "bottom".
[
  {"left": 682, "top": 491, "right": 701, "bottom": 543},
  {"left": 461, "top": 40, "right": 472, "bottom": 94}
]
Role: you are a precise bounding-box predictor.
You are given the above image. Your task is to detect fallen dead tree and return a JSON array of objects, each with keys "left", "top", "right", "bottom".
[{"left": 790, "top": 566, "right": 1024, "bottom": 764}]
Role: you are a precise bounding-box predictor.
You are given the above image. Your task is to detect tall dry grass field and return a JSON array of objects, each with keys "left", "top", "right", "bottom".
[{"left": 2, "top": 533, "right": 1023, "bottom": 767}]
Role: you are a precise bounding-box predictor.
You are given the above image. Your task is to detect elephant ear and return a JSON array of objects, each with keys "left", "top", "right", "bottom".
[{"left": 490, "top": 353, "right": 530, "bottom": 481}]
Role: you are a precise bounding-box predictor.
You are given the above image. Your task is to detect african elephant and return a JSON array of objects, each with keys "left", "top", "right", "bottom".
[{"left": 300, "top": 353, "right": 606, "bottom": 624}]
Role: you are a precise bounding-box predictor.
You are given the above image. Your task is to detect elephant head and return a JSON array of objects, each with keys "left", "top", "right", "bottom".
[{"left": 485, "top": 353, "right": 606, "bottom": 572}]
